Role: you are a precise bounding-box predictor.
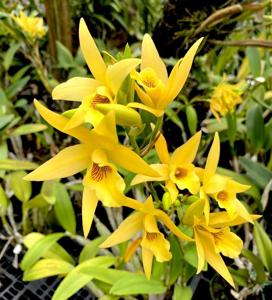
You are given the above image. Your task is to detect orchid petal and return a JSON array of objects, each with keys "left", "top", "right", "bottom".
[
  {"left": 194, "top": 229, "right": 205, "bottom": 273},
  {"left": 134, "top": 84, "right": 154, "bottom": 107},
  {"left": 52, "top": 77, "right": 101, "bottom": 101},
  {"left": 34, "top": 99, "right": 93, "bottom": 144},
  {"left": 204, "top": 132, "right": 220, "bottom": 184},
  {"left": 99, "top": 212, "right": 143, "bottom": 248},
  {"left": 141, "top": 34, "right": 168, "bottom": 83},
  {"left": 155, "top": 133, "right": 170, "bottom": 164},
  {"left": 106, "top": 58, "right": 141, "bottom": 95},
  {"left": 79, "top": 18, "right": 106, "bottom": 83},
  {"left": 142, "top": 247, "right": 153, "bottom": 279},
  {"left": 94, "top": 111, "right": 118, "bottom": 144},
  {"left": 127, "top": 102, "right": 163, "bottom": 117},
  {"left": 64, "top": 106, "right": 86, "bottom": 130},
  {"left": 171, "top": 131, "right": 202, "bottom": 165},
  {"left": 165, "top": 38, "right": 203, "bottom": 105},
  {"left": 156, "top": 210, "right": 193, "bottom": 241},
  {"left": 82, "top": 187, "right": 98, "bottom": 238},
  {"left": 131, "top": 164, "right": 168, "bottom": 185},
  {"left": 196, "top": 228, "right": 235, "bottom": 287},
  {"left": 24, "top": 144, "right": 92, "bottom": 181},
  {"left": 108, "top": 144, "right": 160, "bottom": 177}
]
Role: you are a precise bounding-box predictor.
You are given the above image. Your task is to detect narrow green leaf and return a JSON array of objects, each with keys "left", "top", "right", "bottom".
[
  {"left": 183, "top": 243, "right": 198, "bottom": 269},
  {"left": 41, "top": 180, "right": 57, "bottom": 204},
  {"left": 0, "top": 114, "right": 14, "bottom": 129},
  {"left": 11, "top": 66, "right": 31, "bottom": 83},
  {"left": 6, "top": 76, "right": 30, "bottom": 99},
  {"left": 10, "top": 124, "right": 47, "bottom": 137},
  {"left": 110, "top": 273, "right": 166, "bottom": 295},
  {"left": 0, "top": 159, "right": 38, "bottom": 170},
  {"left": 23, "top": 259, "right": 74, "bottom": 281},
  {"left": 169, "top": 235, "right": 183, "bottom": 285},
  {"left": 21, "top": 233, "right": 66, "bottom": 271},
  {"left": 23, "top": 232, "right": 74, "bottom": 265},
  {"left": 246, "top": 103, "right": 264, "bottom": 152},
  {"left": 53, "top": 183, "right": 76, "bottom": 234},
  {"left": 0, "top": 185, "right": 9, "bottom": 216},
  {"left": 246, "top": 47, "right": 261, "bottom": 77},
  {"left": 56, "top": 41, "right": 74, "bottom": 69},
  {"left": 239, "top": 157, "right": 272, "bottom": 189},
  {"left": 23, "top": 194, "right": 49, "bottom": 210},
  {"left": 253, "top": 222, "right": 272, "bottom": 274},
  {"left": 229, "top": 267, "right": 250, "bottom": 287},
  {"left": 9, "top": 171, "right": 31, "bottom": 202},
  {"left": 3, "top": 43, "right": 20, "bottom": 71},
  {"left": 264, "top": 117, "right": 272, "bottom": 151},
  {"left": 173, "top": 285, "right": 192, "bottom": 300},
  {"left": 52, "top": 257, "right": 116, "bottom": 300},
  {"left": 242, "top": 249, "right": 266, "bottom": 284},
  {"left": 79, "top": 236, "right": 106, "bottom": 263}
]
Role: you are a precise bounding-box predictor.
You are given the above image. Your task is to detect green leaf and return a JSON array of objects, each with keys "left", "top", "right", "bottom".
[
  {"left": 23, "top": 232, "right": 74, "bottom": 264},
  {"left": 41, "top": 180, "right": 58, "bottom": 204},
  {"left": 10, "top": 124, "right": 47, "bottom": 136},
  {"left": 110, "top": 273, "right": 166, "bottom": 295},
  {"left": 246, "top": 103, "right": 264, "bottom": 152},
  {"left": 6, "top": 76, "right": 30, "bottom": 99},
  {"left": 9, "top": 171, "right": 31, "bottom": 202},
  {"left": 56, "top": 41, "right": 74, "bottom": 70},
  {"left": 21, "top": 233, "right": 66, "bottom": 271},
  {"left": 0, "top": 159, "right": 37, "bottom": 170},
  {"left": 53, "top": 183, "right": 76, "bottom": 234},
  {"left": 185, "top": 105, "right": 198, "bottom": 135},
  {"left": 79, "top": 236, "right": 106, "bottom": 263},
  {"left": 0, "top": 88, "right": 9, "bottom": 105},
  {"left": 52, "top": 257, "right": 116, "bottom": 300},
  {"left": 173, "top": 285, "right": 192, "bottom": 300},
  {"left": 183, "top": 243, "right": 198, "bottom": 269},
  {"left": 3, "top": 43, "right": 20, "bottom": 71},
  {"left": 264, "top": 117, "right": 272, "bottom": 151},
  {"left": 242, "top": 249, "right": 266, "bottom": 284},
  {"left": 253, "top": 222, "right": 272, "bottom": 274},
  {"left": 246, "top": 47, "right": 261, "bottom": 77},
  {"left": 11, "top": 66, "right": 31, "bottom": 83},
  {"left": 229, "top": 267, "right": 250, "bottom": 287},
  {"left": 169, "top": 235, "right": 183, "bottom": 285},
  {"left": 0, "top": 185, "right": 9, "bottom": 216},
  {"left": 0, "top": 114, "right": 14, "bottom": 129},
  {"left": 23, "top": 259, "right": 74, "bottom": 281},
  {"left": 23, "top": 194, "right": 49, "bottom": 210},
  {"left": 239, "top": 157, "right": 272, "bottom": 189}
]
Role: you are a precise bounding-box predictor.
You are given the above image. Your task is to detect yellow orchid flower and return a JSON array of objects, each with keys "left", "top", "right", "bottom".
[
  {"left": 210, "top": 81, "right": 242, "bottom": 121},
  {"left": 200, "top": 132, "right": 252, "bottom": 223},
  {"left": 13, "top": 11, "right": 46, "bottom": 39},
  {"left": 52, "top": 18, "right": 141, "bottom": 129},
  {"left": 128, "top": 34, "right": 203, "bottom": 117},
  {"left": 100, "top": 196, "right": 192, "bottom": 279},
  {"left": 183, "top": 198, "right": 260, "bottom": 287},
  {"left": 131, "top": 131, "right": 202, "bottom": 202},
  {"left": 24, "top": 100, "right": 160, "bottom": 237}
]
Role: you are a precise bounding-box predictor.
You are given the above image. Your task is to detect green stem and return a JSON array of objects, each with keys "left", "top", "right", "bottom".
[
  {"left": 29, "top": 44, "right": 53, "bottom": 94},
  {"left": 140, "top": 116, "right": 163, "bottom": 157},
  {"left": 226, "top": 112, "right": 237, "bottom": 153}
]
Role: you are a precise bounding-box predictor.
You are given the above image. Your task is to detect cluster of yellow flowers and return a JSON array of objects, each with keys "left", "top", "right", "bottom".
[
  {"left": 25, "top": 19, "right": 258, "bottom": 287},
  {"left": 210, "top": 81, "right": 243, "bottom": 121},
  {"left": 13, "top": 11, "right": 46, "bottom": 39}
]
